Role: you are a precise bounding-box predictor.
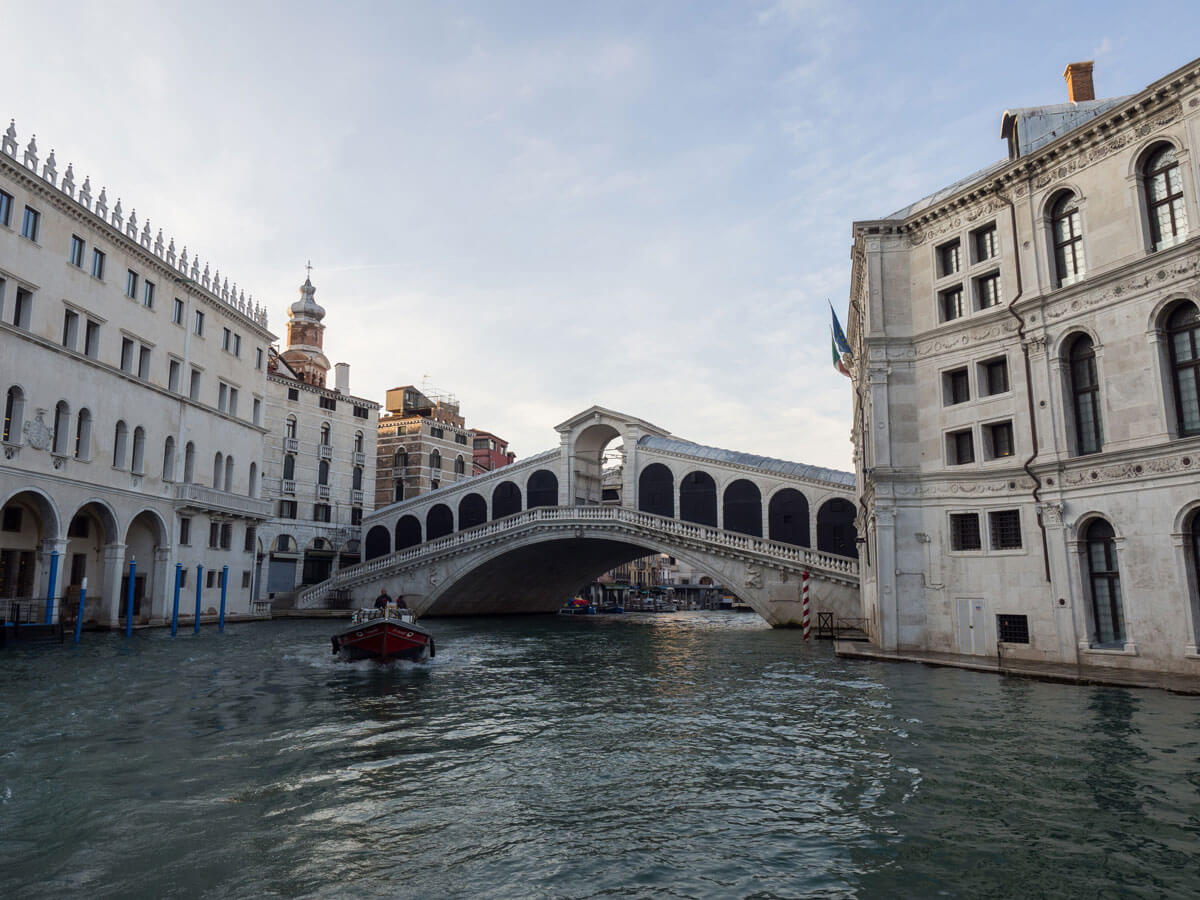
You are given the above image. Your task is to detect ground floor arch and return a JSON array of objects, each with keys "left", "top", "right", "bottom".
[
  {"left": 817, "top": 498, "right": 858, "bottom": 558},
  {"left": 722, "top": 479, "right": 762, "bottom": 537},
  {"left": 638, "top": 463, "right": 674, "bottom": 517},
  {"left": 365, "top": 525, "right": 391, "bottom": 561},
  {"left": 680, "top": 471, "right": 717, "bottom": 527},
  {"left": 493, "top": 482, "right": 521, "bottom": 519},
  {"left": 396, "top": 515, "right": 422, "bottom": 551},
  {"left": 459, "top": 493, "right": 487, "bottom": 531}
]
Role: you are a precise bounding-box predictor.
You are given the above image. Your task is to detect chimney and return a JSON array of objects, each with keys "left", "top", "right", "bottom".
[
  {"left": 1063, "top": 61, "right": 1095, "bottom": 103},
  {"left": 334, "top": 362, "right": 350, "bottom": 395}
]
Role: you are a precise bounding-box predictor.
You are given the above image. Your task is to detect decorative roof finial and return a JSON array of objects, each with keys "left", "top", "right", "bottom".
[{"left": 2, "top": 119, "right": 16, "bottom": 157}]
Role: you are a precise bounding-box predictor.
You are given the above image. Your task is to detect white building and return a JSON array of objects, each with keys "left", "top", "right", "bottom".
[
  {"left": 259, "top": 272, "right": 379, "bottom": 600},
  {"left": 0, "top": 121, "right": 275, "bottom": 627},
  {"left": 847, "top": 59, "right": 1200, "bottom": 678}
]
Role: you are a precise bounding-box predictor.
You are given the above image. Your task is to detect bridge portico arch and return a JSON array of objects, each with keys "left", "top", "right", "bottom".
[{"left": 555, "top": 407, "right": 670, "bottom": 507}]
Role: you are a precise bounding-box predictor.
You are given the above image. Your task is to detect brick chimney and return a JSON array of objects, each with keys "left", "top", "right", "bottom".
[{"left": 1063, "top": 61, "right": 1095, "bottom": 103}]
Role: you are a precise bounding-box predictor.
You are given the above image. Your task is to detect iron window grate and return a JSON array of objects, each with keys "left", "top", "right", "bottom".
[{"left": 997, "top": 614, "right": 1030, "bottom": 644}]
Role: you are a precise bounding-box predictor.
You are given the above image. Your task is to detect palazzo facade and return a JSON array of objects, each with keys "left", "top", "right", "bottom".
[{"left": 847, "top": 59, "right": 1200, "bottom": 675}]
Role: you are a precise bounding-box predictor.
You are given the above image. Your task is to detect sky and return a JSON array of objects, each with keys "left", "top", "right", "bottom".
[{"left": 6, "top": 1, "right": 1200, "bottom": 469}]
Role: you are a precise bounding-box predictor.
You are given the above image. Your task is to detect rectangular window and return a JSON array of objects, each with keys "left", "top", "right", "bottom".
[
  {"left": 313, "top": 504, "right": 332, "bottom": 523},
  {"left": 351, "top": 507, "right": 363, "bottom": 526},
  {"left": 222, "top": 327, "right": 232, "bottom": 351},
  {"left": 91, "top": 249, "right": 105, "bottom": 279},
  {"left": 278, "top": 500, "right": 297, "bottom": 519},
  {"left": 430, "top": 426, "right": 444, "bottom": 439},
  {"left": 455, "top": 433, "right": 468, "bottom": 445},
  {"left": 288, "top": 388, "right": 299, "bottom": 401},
  {"left": 143, "top": 280, "right": 155, "bottom": 309},
  {"left": 989, "top": 509, "right": 1022, "bottom": 550},
  {"left": 950, "top": 513, "right": 982, "bottom": 551},
  {"left": 973, "top": 224, "right": 998, "bottom": 262},
  {"left": 354, "top": 406, "right": 369, "bottom": 419},
  {"left": 169, "top": 359, "right": 182, "bottom": 393},
  {"left": 126, "top": 270, "right": 139, "bottom": 299},
  {"left": 220, "top": 523, "right": 232, "bottom": 550},
  {"left": 939, "top": 286, "right": 964, "bottom": 322},
  {"left": 947, "top": 428, "right": 974, "bottom": 465},
  {"left": 943, "top": 367, "right": 970, "bottom": 405},
  {"left": 173, "top": 297, "right": 184, "bottom": 325},
  {"left": 0, "top": 190, "right": 11, "bottom": 227},
  {"left": 120, "top": 338, "right": 135, "bottom": 373},
  {"left": 233, "top": 334, "right": 241, "bottom": 357},
  {"left": 21, "top": 206, "right": 40, "bottom": 241},
  {"left": 984, "top": 420, "right": 1015, "bottom": 459},
  {"left": 189, "top": 368, "right": 201, "bottom": 400},
  {"left": 319, "top": 396, "right": 336, "bottom": 411},
  {"left": 179, "top": 516, "right": 191, "bottom": 546},
  {"left": 84, "top": 319, "right": 101, "bottom": 358},
  {"left": 979, "top": 357, "right": 1009, "bottom": 396},
  {"left": 255, "top": 347, "right": 264, "bottom": 370},
  {"left": 997, "top": 614, "right": 1030, "bottom": 644},
  {"left": 243, "top": 526, "right": 256, "bottom": 553},
  {"left": 218, "top": 383, "right": 229, "bottom": 412},
  {"left": 137, "top": 345, "right": 151, "bottom": 381},
  {"left": 228, "top": 388, "right": 238, "bottom": 418},
  {"left": 69, "top": 235, "right": 85, "bottom": 267},
  {"left": 207, "top": 570, "right": 216, "bottom": 589},
  {"left": 937, "top": 240, "right": 960, "bottom": 277},
  {"left": 241, "top": 571, "right": 252, "bottom": 589},
  {"left": 62, "top": 309, "right": 80, "bottom": 349},
  {"left": 209, "top": 521, "right": 220, "bottom": 548},
  {"left": 193, "top": 310, "right": 205, "bottom": 336},
  {"left": 252, "top": 397, "right": 262, "bottom": 425},
  {"left": 975, "top": 271, "right": 1002, "bottom": 309},
  {"left": 180, "top": 568, "right": 188, "bottom": 588},
  {"left": 12, "top": 287, "right": 31, "bottom": 329}
]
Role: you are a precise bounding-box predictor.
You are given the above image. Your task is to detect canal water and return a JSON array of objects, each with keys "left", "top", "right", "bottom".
[{"left": 2, "top": 611, "right": 1199, "bottom": 899}]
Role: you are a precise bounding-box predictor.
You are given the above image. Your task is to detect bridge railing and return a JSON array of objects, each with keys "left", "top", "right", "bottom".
[{"left": 299, "top": 505, "right": 859, "bottom": 608}]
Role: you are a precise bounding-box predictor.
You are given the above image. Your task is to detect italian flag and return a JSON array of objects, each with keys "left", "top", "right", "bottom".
[{"left": 832, "top": 329, "right": 850, "bottom": 377}]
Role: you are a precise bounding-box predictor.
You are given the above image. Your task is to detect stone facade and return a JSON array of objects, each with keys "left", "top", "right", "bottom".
[
  {"left": 0, "top": 121, "right": 274, "bottom": 624},
  {"left": 375, "top": 386, "right": 474, "bottom": 506},
  {"left": 847, "top": 58, "right": 1200, "bottom": 676},
  {"left": 259, "top": 275, "right": 379, "bottom": 597}
]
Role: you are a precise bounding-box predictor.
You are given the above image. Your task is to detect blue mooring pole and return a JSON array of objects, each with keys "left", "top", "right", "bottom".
[
  {"left": 74, "top": 577, "right": 87, "bottom": 644},
  {"left": 219, "top": 565, "right": 228, "bottom": 632},
  {"left": 45, "top": 550, "right": 59, "bottom": 624},
  {"left": 194, "top": 564, "right": 203, "bottom": 634},
  {"left": 125, "top": 557, "right": 136, "bottom": 638},
  {"left": 171, "top": 563, "right": 182, "bottom": 637}
]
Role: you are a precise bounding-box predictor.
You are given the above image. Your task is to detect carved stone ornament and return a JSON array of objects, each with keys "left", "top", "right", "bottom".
[
  {"left": 24, "top": 410, "right": 52, "bottom": 451},
  {"left": 1061, "top": 454, "right": 1189, "bottom": 485},
  {"left": 744, "top": 566, "right": 763, "bottom": 589},
  {"left": 915, "top": 319, "right": 1019, "bottom": 358},
  {"left": 1039, "top": 502, "right": 1065, "bottom": 526},
  {"left": 428, "top": 566, "right": 441, "bottom": 587},
  {"left": 1033, "top": 103, "right": 1180, "bottom": 192},
  {"left": 1044, "top": 254, "right": 1200, "bottom": 323}
]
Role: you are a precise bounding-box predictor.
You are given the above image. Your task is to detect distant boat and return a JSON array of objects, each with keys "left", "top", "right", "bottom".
[
  {"left": 559, "top": 597, "right": 596, "bottom": 615},
  {"left": 598, "top": 604, "right": 624, "bottom": 614},
  {"left": 332, "top": 607, "right": 435, "bottom": 662},
  {"left": 718, "top": 596, "right": 734, "bottom": 610},
  {"left": 731, "top": 600, "right": 753, "bottom": 612}
]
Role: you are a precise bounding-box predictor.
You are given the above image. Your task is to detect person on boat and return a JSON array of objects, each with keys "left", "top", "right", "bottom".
[
  {"left": 393, "top": 595, "right": 409, "bottom": 610},
  {"left": 374, "top": 588, "right": 391, "bottom": 610}
]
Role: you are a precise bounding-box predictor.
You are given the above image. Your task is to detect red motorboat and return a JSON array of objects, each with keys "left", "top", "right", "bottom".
[{"left": 331, "top": 607, "right": 435, "bottom": 663}]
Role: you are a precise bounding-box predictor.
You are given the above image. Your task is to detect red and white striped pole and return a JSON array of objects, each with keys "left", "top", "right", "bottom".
[{"left": 801, "top": 568, "right": 811, "bottom": 641}]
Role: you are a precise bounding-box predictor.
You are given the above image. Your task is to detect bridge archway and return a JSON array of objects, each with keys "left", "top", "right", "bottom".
[
  {"left": 364, "top": 525, "right": 390, "bottom": 560},
  {"left": 680, "top": 471, "right": 717, "bottom": 527},
  {"left": 817, "top": 498, "right": 858, "bottom": 558},
  {"left": 526, "top": 470, "right": 558, "bottom": 509},
  {"left": 458, "top": 493, "right": 487, "bottom": 531},
  {"left": 722, "top": 479, "right": 762, "bottom": 537},
  {"left": 638, "top": 463, "right": 674, "bottom": 517},
  {"left": 427, "top": 504, "right": 454, "bottom": 541},
  {"left": 568, "top": 422, "right": 621, "bottom": 506},
  {"left": 768, "top": 488, "right": 810, "bottom": 547},
  {"left": 395, "top": 515, "right": 422, "bottom": 551},
  {"left": 492, "top": 482, "right": 521, "bottom": 519}
]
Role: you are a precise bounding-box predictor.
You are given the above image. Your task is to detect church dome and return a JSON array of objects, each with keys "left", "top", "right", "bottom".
[{"left": 290, "top": 274, "right": 326, "bottom": 321}]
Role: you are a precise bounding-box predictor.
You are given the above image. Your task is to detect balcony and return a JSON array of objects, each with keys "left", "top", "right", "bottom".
[
  {"left": 351, "top": 489, "right": 364, "bottom": 505},
  {"left": 317, "top": 484, "right": 331, "bottom": 500},
  {"left": 318, "top": 444, "right": 332, "bottom": 460},
  {"left": 281, "top": 479, "right": 296, "bottom": 495},
  {"left": 284, "top": 436, "right": 299, "bottom": 453},
  {"left": 174, "top": 483, "right": 273, "bottom": 519},
  {"left": 352, "top": 451, "right": 366, "bottom": 466}
]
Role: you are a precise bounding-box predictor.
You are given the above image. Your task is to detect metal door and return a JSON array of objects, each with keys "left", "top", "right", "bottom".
[{"left": 956, "top": 598, "right": 988, "bottom": 655}]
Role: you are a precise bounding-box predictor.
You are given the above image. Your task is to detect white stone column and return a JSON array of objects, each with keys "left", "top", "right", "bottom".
[
  {"left": 101, "top": 544, "right": 127, "bottom": 629},
  {"left": 152, "top": 547, "right": 172, "bottom": 623},
  {"left": 1040, "top": 501, "right": 1079, "bottom": 664},
  {"left": 874, "top": 505, "right": 898, "bottom": 650},
  {"left": 558, "top": 433, "right": 571, "bottom": 506}
]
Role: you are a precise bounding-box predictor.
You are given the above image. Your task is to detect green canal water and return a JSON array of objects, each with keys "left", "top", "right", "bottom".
[{"left": 2, "top": 611, "right": 1199, "bottom": 899}]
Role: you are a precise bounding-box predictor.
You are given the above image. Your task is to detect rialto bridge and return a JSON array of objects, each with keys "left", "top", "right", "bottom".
[{"left": 299, "top": 407, "right": 861, "bottom": 628}]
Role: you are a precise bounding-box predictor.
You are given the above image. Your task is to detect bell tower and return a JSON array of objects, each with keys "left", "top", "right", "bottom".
[{"left": 280, "top": 261, "right": 331, "bottom": 386}]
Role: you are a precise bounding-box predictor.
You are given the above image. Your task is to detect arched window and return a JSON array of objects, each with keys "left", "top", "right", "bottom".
[
  {"left": 492, "top": 481, "right": 521, "bottom": 519},
  {"left": 427, "top": 504, "right": 453, "bottom": 540},
  {"left": 224, "top": 456, "right": 234, "bottom": 493},
  {"left": 248, "top": 461, "right": 257, "bottom": 497},
  {"left": 113, "top": 421, "right": 128, "bottom": 468},
  {"left": 455, "top": 455, "right": 465, "bottom": 475},
  {"left": 285, "top": 416, "right": 297, "bottom": 439},
  {"left": 817, "top": 498, "right": 858, "bottom": 558},
  {"left": 768, "top": 489, "right": 811, "bottom": 547},
  {"left": 1167, "top": 302, "right": 1200, "bottom": 436},
  {"left": 74, "top": 408, "right": 91, "bottom": 460},
  {"left": 52, "top": 401, "right": 70, "bottom": 454},
  {"left": 131, "top": 426, "right": 146, "bottom": 475},
  {"left": 184, "top": 441, "right": 195, "bottom": 482},
  {"left": 320, "top": 423, "right": 331, "bottom": 446},
  {"left": 723, "top": 479, "right": 763, "bottom": 537},
  {"left": 352, "top": 466, "right": 363, "bottom": 490},
  {"left": 318, "top": 460, "right": 330, "bottom": 485},
  {"left": 395, "top": 448, "right": 407, "bottom": 469},
  {"left": 1085, "top": 519, "right": 1124, "bottom": 646},
  {"left": 527, "top": 470, "right": 558, "bottom": 508},
  {"left": 213, "top": 452, "right": 224, "bottom": 488},
  {"left": 1051, "top": 191, "right": 1085, "bottom": 286},
  {"left": 638, "top": 464, "right": 674, "bottom": 517},
  {"left": 1144, "top": 144, "right": 1188, "bottom": 250},
  {"left": 163, "top": 436, "right": 176, "bottom": 481},
  {"left": 354, "top": 431, "right": 364, "bottom": 453},
  {"left": 395, "top": 515, "right": 422, "bottom": 550},
  {"left": 1188, "top": 510, "right": 1200, "bottom": 608},
  {"left": 3, "top": 386, "right": 25, "bottom": 443},
  {"left": 283, "top": 454, "right": 296, "bottom": 480},
  {"left": 679, "top": 471, "right": 717, "bottom": 527},
  {"left": 365, "top": 525, "right": 390, "bottom": 560},
  {"left": 459, "top": 493, "right": 487, "bottom": 530},
  {"left": 430, "top": 449, "right": 441, "bottom": 472},
  {"left": 1067, "top": 334, "right": 1102, "bottom": 455}
]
